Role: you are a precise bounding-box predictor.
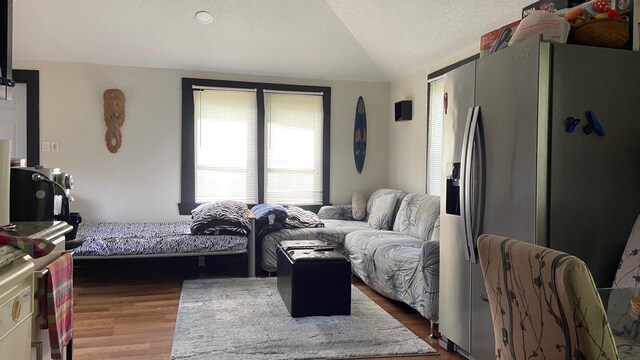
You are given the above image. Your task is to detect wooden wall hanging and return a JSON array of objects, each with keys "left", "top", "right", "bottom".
[{"left": 103, "top": 89, "right": 125, "bottom": 153}]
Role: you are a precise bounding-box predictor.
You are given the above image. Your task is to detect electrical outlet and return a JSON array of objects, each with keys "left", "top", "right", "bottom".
[
  {"left": 51, "top": 141, "right": 60, "bottom": 152},
  {"left": 42, "top": 141, "right": 50, "bottom": 152}
]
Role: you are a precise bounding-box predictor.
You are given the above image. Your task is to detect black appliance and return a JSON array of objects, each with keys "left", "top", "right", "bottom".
[{"left": 10, "top": 166, "right": 73, "bottom": 222}]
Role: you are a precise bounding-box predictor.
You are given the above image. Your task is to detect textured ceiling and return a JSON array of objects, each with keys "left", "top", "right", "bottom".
[{"left": 12, "top": 0, "right": 532, "bottom": 82}]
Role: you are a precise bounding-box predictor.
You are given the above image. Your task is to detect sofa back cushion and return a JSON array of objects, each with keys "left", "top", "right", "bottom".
[
  {"left": 352, "top": 192, "right": 367, "bottom": 221},
  {"left": 367, "top": 194, "right": 397, "bottom": 230},
  {"left": 365, "top": 189, "right": 406, "bottom": 227},
  {"left": 392, "top": 193, "right": 440, "bottom": 241}
]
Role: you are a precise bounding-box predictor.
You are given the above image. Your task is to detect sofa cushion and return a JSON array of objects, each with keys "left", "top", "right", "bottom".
[
  {"left": 259, "top": 219, "right": 370, "bottom": 272},
  {"left": 352, "top": 192, "right": 367, "bottom": 221},
  {"left": 365, "top": 189, "right": 406, "bottom": 226},
  {"left": 344, "top": 229, "right": 437, "bottom": 320},
  {"left": 430, "top": 217, "right": 440, "bottom": 242},
  {"left": 317, "top": 205, "right": 354, "bottom": 220},
  {"left": 368, "top": 194, "right": 397, "bottom": 230},
  {"left": 344, "top": 230, "right": 423, "bottom": 282},
  {"left": 392, "top": 193, "right": 440, "bottom": 241}
]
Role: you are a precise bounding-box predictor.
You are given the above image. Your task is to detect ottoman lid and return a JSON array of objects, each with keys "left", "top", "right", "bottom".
[
  {"left": 287, "top": 249, "right": 348, "bottom": 263},
  {"left": 280, "top": 240, "right": 335, "bottom": 251}
]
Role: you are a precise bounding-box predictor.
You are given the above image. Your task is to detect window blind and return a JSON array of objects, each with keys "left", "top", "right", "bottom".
[
  {"left": 264, "top": 91, "right": 323, "bottom": 205},
  {"left": 426, "top": 78, "right": 444, "bottom": 196},
  {"left": 194, "top": 87, "right": 258, "bottom": 203}
]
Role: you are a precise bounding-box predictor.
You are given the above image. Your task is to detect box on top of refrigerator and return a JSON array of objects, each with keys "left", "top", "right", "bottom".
[
  {"left": 480, "top": 19, "right": 522, "bottom": 57},
  {"left": 612, "top": 0, "right": 639, "bottom": 50},
  {"left": 522, "top": 1, "right": 586, "bottom": 18},
  {"left": 524, "top": 0, "right": 637, "bottom": 50}
]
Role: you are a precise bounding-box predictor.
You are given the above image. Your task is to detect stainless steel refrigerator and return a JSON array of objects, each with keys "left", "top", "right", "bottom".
[{"left": 438, "top": 36, "right": 640, "bottom": 360}]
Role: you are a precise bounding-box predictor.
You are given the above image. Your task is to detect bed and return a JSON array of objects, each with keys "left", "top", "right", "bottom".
[{"left": 72, "top": 220, "right": 256, "bottom": 277}]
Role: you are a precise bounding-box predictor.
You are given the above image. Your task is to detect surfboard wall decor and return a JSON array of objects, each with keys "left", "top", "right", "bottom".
[{"left": 353, "top": 96, "right": 367, "bottom": 174}]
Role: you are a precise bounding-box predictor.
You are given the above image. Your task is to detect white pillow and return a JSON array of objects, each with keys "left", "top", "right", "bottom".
[
  {"left": 367, "top": 194, "right": 396, "bottom": 230},
  {"left": 352, "top": 192, "right": 367, "bottom": 221}
]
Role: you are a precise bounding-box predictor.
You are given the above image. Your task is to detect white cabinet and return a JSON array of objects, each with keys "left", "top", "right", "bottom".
[{"left": 0, "top": 255, "right": 34, "bottom": 360}]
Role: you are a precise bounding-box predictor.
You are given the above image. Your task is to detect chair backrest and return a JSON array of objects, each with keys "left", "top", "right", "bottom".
[
  {"left": 478, "top": 234, "right": 618, "bottom": 360},
  {"left": 608, "top": 215, "right": 640, "bottom": 356},
  {"left": 613, "top": 214, "right": 640, "bottom": 288}
]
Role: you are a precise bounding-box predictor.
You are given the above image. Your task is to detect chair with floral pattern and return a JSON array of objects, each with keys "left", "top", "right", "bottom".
[
  {"left": 609, "top": 214, "right": 640, "bottom": 358},
  {"left": 478, "top": 234, "right": 618, "bottom": 360}
]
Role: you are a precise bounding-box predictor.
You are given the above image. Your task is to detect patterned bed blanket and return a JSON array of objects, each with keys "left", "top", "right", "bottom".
[{"left": 73, "top": 222, "right": 247, "bottom": 257}]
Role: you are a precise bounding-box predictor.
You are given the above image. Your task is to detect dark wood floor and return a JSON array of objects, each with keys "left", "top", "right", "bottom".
[{"left": 72, "top": 258, "right": 465, "bottom": 360}]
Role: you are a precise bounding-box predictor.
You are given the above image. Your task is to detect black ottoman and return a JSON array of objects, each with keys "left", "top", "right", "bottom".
[{"left": 277, "top": 247, "right": 351, "bottom": 317}]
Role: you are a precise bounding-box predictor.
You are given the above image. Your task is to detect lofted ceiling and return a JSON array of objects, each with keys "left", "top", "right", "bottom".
[{"left": 12, "top": 0, "right": 533, "bottom": 82}]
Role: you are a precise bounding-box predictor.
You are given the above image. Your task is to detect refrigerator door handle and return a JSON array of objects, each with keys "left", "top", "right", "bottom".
[
  {"left": 461, "top": 106, "right": 480, "bottom": 264},
  {"left": 459, "top": 106, "right": 475, "bottom": 262}
]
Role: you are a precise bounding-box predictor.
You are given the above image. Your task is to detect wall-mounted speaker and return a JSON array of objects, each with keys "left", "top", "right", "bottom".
[{"left": 394, "top": 100, "right": 412, "bottom": 121}]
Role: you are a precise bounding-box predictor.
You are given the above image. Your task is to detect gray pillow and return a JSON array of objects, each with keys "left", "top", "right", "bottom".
[
  {"left": 352, "top": 192, "right": 367, "bottom": 221},
  {"left": 367, "top": 194, "right": 397, "bottom": 230}
]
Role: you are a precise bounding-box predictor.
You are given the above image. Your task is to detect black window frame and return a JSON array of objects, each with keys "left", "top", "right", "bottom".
[{"left": 179, "top": 78, "right": 331, "bottom": 215}]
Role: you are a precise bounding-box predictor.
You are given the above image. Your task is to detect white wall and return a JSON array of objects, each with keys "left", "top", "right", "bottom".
[
  {"left": 388, "top": 45, "right": 477, "bottom": 194},
  {"left": 388, "top": 74, "right": 428, "bottom": 193},
  {"left": 15, "top": 60, "right": 390, "bottom": 222}
]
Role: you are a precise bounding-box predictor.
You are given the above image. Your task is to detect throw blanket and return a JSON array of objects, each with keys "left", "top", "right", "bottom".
[
  {"left": 251, "top": 203, "right": 287, "bottom": 238},
  {"left": 0, "top": 233, "right": 55, "bottom": 258},
  {"left": 191, "top": 201, "right": 251, "bottom": 235},
  {"left": 39, "top": 253, "right": 73, "bottom": 360},
  {"left": 284, "top": 206, "right": 324, "bottom": 229}
]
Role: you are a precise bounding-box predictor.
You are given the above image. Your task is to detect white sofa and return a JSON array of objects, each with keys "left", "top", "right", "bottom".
[{"left": 257, "top": 189, "right": 441, "bottom": 335}]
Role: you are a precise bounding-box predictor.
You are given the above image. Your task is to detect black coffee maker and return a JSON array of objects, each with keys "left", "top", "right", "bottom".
[{"left": 10, "top": 166, "right": 73, "bottom": 223}]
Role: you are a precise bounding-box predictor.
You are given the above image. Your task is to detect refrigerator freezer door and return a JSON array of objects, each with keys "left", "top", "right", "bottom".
[
  {"left": 439, "top": 60, "right": 476, "bottom": 354},
  {"left": 472, "top": 36, "right": 543, "bottom": 360},
  {"left": 475, "top": 36, "right": 541, "bottom": 248},
  {"left": 549, "top": 44, "right": 640, "bottom": 288}
]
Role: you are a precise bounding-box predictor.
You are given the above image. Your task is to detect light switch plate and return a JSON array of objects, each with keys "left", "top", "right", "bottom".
[
  {"left": 51, "top": 142, "right": 59, "bottom": 152},
  {"left": 42, "top": 141, "right": 50, "bottom": 152}
]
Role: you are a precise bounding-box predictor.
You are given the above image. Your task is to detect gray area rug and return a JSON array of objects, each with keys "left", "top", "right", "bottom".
[{"left": 171, "top": 277, "right": 437, "bottom": 359}]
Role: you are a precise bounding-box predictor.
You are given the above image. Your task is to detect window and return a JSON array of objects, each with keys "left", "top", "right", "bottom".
[
  {"left": 194, "top": 87, "right": 258, "bottom": 203},
  {"left": 426, "top": 77, "right": 444, "bottom": 196},
  {"left": 179, "top": 79, "right": 330, "bottom": 214},
  {"left": 425, "top": 54, "right": 478, "bottom": 197},
  {"left": 264, "top": 91, "right": 324, "bottom": 204}
]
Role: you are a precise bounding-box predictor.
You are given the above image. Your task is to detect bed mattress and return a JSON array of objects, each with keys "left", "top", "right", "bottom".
[{"left": 73, "top": 222, "right": 248, "bottom": 257}]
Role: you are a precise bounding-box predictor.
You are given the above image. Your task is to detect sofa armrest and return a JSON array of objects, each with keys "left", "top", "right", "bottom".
[
  {"left": 421, "top": 240, "right": 440, "bottom": 323},
  {"left": 317, "top": 205, "right": 354, "bottom": 220}
]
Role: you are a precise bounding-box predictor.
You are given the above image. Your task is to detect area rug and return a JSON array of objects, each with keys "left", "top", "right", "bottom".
[{"left": 171, "top": 277, "right": 437, "bottom": 359}]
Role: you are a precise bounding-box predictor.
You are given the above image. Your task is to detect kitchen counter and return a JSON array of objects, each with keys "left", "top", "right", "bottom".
[
  {"left": 1, "top": 221, "right": 72, "bottom": 240},
  {"left": 0, "top": 221, "right": 72, "bottom": 270}
]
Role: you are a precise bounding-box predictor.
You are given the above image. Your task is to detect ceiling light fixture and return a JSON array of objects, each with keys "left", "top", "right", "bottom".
[{"left": 195, "top": 10, "right": 213, "bottom": 25}]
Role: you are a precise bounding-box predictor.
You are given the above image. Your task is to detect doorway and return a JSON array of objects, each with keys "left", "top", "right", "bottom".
[
  {"left": 3, "top": 70, "right": 39, "bottom": 166},
  {"left": 0, "top": 83, "right": 26, "bottom": 158}
]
